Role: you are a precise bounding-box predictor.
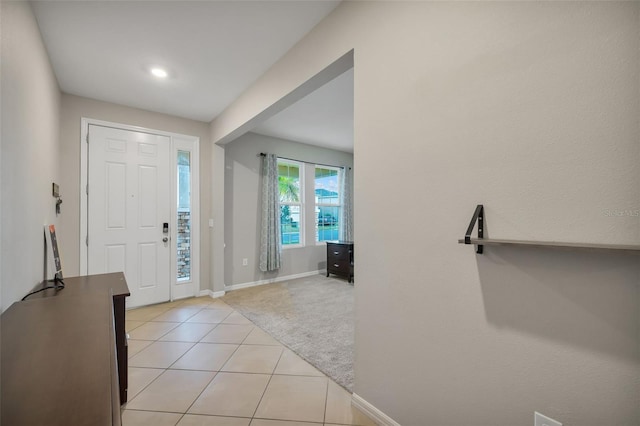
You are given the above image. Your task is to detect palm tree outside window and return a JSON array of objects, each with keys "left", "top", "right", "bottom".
[{"left": 277, "top": 160, "right": 303, "bottom": 246}]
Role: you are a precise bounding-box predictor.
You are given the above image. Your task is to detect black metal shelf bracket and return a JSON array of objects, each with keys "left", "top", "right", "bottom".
[
  {"left": 464, "top": 204, "right": 484, "bottom": 254},
  {"left": 460, "top": 205, "right": 640, "bottom": 253}
]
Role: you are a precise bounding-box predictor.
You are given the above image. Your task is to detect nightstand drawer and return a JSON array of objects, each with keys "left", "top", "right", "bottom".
[
  {"left": 327, "top": 243, "right": 351, "bottom": 261},
  {"left": 328, "top": 261, "right": 351, "bottom": 275}
]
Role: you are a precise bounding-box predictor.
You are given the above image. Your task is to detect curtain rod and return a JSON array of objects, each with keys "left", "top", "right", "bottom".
[{"left": 260, "top": 152, "right": 351, "bottom": 170}]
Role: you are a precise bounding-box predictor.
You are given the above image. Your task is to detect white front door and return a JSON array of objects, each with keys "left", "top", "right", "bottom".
[{"left": 88, "top": 124, "right": 171, "bottom": 307}]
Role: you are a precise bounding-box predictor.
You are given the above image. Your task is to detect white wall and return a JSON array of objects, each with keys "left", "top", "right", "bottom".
[
  {"left": 58, "top": 94, "right": 213, "bottom": 292},
  {"left": 210, "top": 142, "right": 225, "bottom": 294},
  {"left": 224, "top": 132, "right": 353, "bottom": 287},
  {"left": 211, "top": 2, "right": 640, "bottom": 425},
  {"left": 1, "top": 1, "right": 61, "bottom": 312}
]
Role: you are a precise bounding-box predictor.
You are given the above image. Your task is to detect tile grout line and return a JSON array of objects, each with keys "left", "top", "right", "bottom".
[
  {"left": 174, "top": 305, "right": 250, "bottom": 418},
  {"left": 324, "top": 375, "right": 330, "bottom": 425},
  {"left": 154, "top": 304, "right": 205, "bottom": 325},
  {"left": 213, "top": 314, "right": 256, "bottom": 372},
  {"left": 246, "top": 324, "right": 288, "bottom": 421},
  {"left": 180, "top": 370, "right": 219, "bottom": 418},
  {"left": 173, "top": 413, "right": 185, "bottom": 426},
  {"left": 127, "top": 301, "right": 218, "bottom": 420},
  {"left": 250, "top": 415, "right": 324, "bottom": 425},
  {"left": 124, "top": 317, "right": 173, "bottom": 407},
  {"left": 248, "top": 348, "right": 284, "bottom": 421},
  {"left": 126, "top": 302, "right": 207, "bottom": 408}
]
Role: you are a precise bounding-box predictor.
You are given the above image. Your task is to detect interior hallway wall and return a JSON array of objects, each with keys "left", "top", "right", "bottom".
[
  {"left": 59, "top": 94, "right": 212, "bottom": 292},
  {"left": 1, "top": 1, "right": 61, "bottom": 311},
  {"left": 211, "top": 2, "right": 640, "bottom": 425}
]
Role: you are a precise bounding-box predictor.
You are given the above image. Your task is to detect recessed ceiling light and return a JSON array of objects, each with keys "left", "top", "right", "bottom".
[{"left": 150, "top": 67, "right": 168, "bottom": 78}]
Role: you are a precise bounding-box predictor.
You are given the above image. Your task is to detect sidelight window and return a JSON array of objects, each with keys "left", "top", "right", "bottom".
[{"left": 177, "top": 151, "right": 191, "bottom": 280}]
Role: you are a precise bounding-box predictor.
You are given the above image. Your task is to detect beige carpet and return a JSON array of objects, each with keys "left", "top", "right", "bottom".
[{"left": 221, "top": 273, "right": 354, "bottom": 391}]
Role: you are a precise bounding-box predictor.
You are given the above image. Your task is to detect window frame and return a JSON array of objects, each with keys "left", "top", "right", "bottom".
[
  {"left": 314, "top": 165, "right": 341, "bottom": 244},
  {"left": 277, "top": 159, "right": 304, "bottom": 248}
]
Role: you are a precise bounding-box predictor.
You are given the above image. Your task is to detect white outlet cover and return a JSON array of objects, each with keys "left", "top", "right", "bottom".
[{"left": 535, "top": 412, "right": 562, "bottom": 426}]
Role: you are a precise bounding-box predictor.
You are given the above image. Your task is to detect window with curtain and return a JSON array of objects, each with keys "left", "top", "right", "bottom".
[
  {"left": 315, "top": 166, "right": 340, "bottom": 242},
  {"left": 260, "top": 153, "right": 281, "bottom": 272},
  {"left": 278, "top": 159, "right": 303, "bottom": 246},
  {"left": 339, "top": 166, "right": 353, "bottom": 241}
]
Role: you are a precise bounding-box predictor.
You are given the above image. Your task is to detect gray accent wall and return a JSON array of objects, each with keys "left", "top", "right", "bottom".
[
  {"left": 1, "top": 1, "right": 61, "bottom": 311},
  {"left": 224, "top": 132, "right": 353, "bottom": 287},
  {"left": 211, "top": 2, "right": 640, "bottom": 425}
]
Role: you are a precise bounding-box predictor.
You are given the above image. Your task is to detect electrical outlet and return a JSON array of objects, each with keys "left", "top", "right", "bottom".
[
  {"left": 242, "top": 258, "right": 248, "bottom": 266},
  {"left": 535, "top": 412, "right": 562, "bottom": 426}
]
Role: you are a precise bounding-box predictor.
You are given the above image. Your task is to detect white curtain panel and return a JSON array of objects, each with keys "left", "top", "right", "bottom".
[
  {"left": 259, "top": 153, "right": 282, "bottom": 272},
  {"left": 339, "top": 166, "right": 354, "bottom": 241}
]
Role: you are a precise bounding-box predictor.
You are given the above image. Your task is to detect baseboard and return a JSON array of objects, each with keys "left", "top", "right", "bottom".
[
  {"left": 198, "top": 289, "right": 226, "bottom": 298},
  {"left": 172, "top": 294, "right": 195, "bottom": 302},
  {"left": 198, "top": 289, "right": 212, "bottom": 297},
  {"left": 352, "top": 393, "right": 401, "bottom": 426},
  {"left": 224, "top": 270, "right": 323, "bottom": 292}
]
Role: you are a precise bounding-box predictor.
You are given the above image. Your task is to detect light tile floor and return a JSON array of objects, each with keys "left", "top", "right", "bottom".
[{"left": 123, "top": 296, "right": 377, "bottom": 426}]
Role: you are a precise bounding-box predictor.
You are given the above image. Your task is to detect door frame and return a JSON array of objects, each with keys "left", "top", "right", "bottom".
[{"left": 80, "top": 117, "right": 200, "bottom": 302}]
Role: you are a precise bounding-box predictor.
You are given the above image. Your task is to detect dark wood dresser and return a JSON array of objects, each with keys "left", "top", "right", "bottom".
[
  {"left": 326, "top": 241, "right": 354, "bottom": 283},
  {"left": 1, "top": 273, "right": 130, "bottom": 425}
]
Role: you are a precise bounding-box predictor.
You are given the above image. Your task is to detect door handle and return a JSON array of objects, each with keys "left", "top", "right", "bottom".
[{"left": 162, "top": 237, "right": 168, "bottom": 243}]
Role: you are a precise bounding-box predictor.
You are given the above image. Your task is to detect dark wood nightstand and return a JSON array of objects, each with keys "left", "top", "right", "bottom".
[{"left": 326, "top": 241, "right": 354, "bottom": 283}]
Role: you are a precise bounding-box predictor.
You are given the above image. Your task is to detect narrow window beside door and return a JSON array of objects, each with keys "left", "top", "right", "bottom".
[{"left": 177, "top": 151, "right": 191, "bottom": 281}]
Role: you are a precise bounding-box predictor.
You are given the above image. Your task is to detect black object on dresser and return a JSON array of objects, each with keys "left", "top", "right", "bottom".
[{"left": 326, "top": 241, "right": 354, "bottom": 283}]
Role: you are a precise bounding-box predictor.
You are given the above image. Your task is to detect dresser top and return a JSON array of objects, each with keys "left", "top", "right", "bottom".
[
  {"left": 1, "top": 273, "right": 129, "bottom": 425},
  {"left": 28, "top": 272, "right": 130, "bottom": 299}
]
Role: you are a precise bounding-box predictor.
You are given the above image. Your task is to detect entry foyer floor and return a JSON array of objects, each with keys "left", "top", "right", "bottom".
[{"left": 124, "top": 296, "right": 376, "bottom": 426}]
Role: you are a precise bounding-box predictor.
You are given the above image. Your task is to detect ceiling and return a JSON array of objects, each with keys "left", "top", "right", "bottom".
[
  {"left": 32, "top": 1, "right": 354, "bottom": 152},
  {"left": 253, "top": 68, "right": 353, "bottom": 153}
]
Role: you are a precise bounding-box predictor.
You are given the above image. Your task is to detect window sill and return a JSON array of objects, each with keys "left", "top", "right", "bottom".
[{"left": 282, "top": 244, "right": 304, "bottom": 250}]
